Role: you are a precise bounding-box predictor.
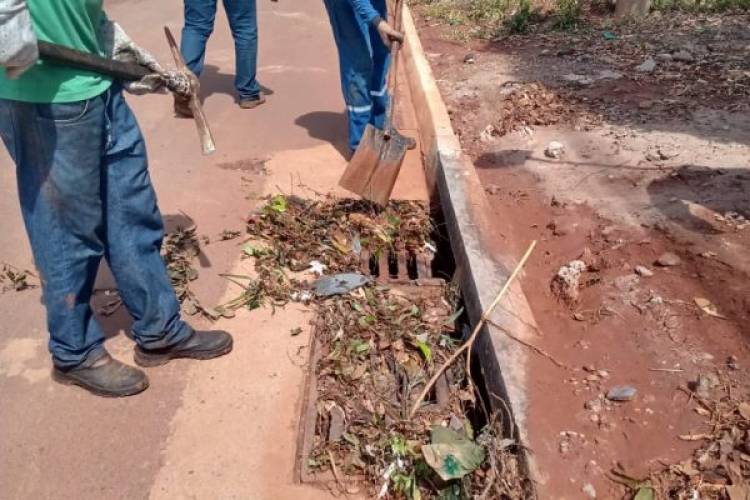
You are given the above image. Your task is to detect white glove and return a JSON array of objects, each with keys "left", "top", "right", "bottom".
[
  {"left": 0, "top": 0, "right": 38, "bottom": 79},
  {"left": 98, "top": 16, "right": 194, "bottom": 97}
]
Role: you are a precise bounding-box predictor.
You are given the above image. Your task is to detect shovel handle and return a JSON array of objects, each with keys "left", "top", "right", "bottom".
[{"left": 383, "top": 0, "right": 405, "bottom": 134}]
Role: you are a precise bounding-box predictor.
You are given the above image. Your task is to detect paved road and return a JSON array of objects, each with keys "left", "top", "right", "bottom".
[{"left": 0, "top": 1, "right": 425, "bottom": 499}]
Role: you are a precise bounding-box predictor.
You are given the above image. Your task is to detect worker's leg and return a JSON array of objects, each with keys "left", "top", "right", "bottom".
[
  {"left": 100, "top": 87, "right": 193, "bottom": 351},
  {"left": 368, "top": 0, "right": 390, "bottom": 130},
  {"left": 323, "top": 0, "right": 374, "bottom": 153},
  {"left": 0, "top": 97, "right": 109, "bottom": 368},
  {"left": 223, "top": 0, "right": 261, "bottom": 100},
  {"left": 181, "top": 0, "right": 219, "bottom": 77}
]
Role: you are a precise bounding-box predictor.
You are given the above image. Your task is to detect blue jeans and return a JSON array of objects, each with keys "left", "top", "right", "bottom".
[
  {"left": 0, "top": 87, "right": 193, "bottom": 368},
  {"left": 181, "top": 0, "right": 261, "bottom": 100},
  {"left": 323, "top": 0, "right": 390, "bottom": 152}
]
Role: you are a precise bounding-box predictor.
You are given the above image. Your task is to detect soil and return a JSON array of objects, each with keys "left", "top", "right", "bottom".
[{"left": 413, "top": 9, "right": 750, "bottom": 499}]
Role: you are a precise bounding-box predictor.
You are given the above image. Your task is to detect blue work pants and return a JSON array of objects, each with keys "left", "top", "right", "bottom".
[
  {"left": 0, "top": 87, "right": 193, "bottom": 368},
  {"left": 181, "top": 0, "right": 261, "bottom": 99},
  {"left": 324, "top": 0, "right": 390, "bottom": 153}
]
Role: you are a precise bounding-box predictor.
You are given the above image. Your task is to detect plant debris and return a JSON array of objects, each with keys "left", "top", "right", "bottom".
[
  {"left": 231, "top": 195, "right": 529, "bottom": 498},
  {"left": 494, "top": 82, "right": 601, "bottom": 137},
  {"left": 612, "top": 379, "right": 750, "bottom": 499},
  {"left": 0, "top": 263, "right": 37, "bottom": 292},
  {"left": 162, "top": 223, "right": 206, "bottom": 317}
]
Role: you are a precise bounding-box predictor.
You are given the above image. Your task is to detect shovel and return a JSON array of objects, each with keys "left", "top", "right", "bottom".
[
  {"left": 37, "top": 32, "right": 215, "bottom": 156},
  {"left": 338, "top": 0, "right": 410, "bottom": 207}
]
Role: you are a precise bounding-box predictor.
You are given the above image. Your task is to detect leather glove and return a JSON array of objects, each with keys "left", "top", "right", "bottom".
[
  {"left": 0, "top": 0, "right": 38, "bottom": 78},
  {"left": 375, "top": 19, "right": 403, "bottom": 48}
]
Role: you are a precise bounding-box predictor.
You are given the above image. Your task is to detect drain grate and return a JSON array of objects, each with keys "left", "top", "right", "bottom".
[
  {"left": 360, "top": 247, "right": 436, "bottom": 283},
  {"left": 295, "top": 279, "right": 447, "bottom": 486}
]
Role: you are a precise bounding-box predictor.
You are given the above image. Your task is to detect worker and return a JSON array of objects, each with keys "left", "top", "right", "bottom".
[
  {"left": 175, "top": 0, "right": 264, "bottom": 117},
  {"left": 323, "top": 0, "right": 407, "bottom": 155},
  {"left": 0, "top": 0, "right": 233, "bottom": 398}
]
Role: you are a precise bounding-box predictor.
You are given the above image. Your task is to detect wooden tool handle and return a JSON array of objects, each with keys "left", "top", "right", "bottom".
[
  {"left": 164, "top": 26, "right": 216, "bottom": 156},
  {"left": 38, "top": 41, "right": 150, "bottom": 81},
  {"left": 383, "top": 0, "right": 405, "bottom": 133}
]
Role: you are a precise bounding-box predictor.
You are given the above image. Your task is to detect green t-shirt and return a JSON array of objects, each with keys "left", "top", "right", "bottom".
[{"left": 0, "top": 0, "right": 112, "bottom": 103}]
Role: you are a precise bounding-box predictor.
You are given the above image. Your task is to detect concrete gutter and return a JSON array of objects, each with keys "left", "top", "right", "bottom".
[{"left": 401, "top": 6, "right": 542, "bottom": 492}]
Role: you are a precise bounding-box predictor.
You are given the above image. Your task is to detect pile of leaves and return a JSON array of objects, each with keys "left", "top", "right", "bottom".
[
  {"left": 214, "top": 196, "right": 433, "bottom": 316},
  {"left": 492, "top": 82, "right": 601, "bottom": 137},
  {"left": 612, "top": 381, "right": 750, "bottom": 500},
  {"left": 0, "top": 263, "right": 36, "bottom": 292},
  {"left": 308, "top": 283, "right": 528, "bottom": 498},
  {"left": 162, "top": 224, "right": 205, "bottom": 316},
  {"left": 227, "top": 195, "right": 528, "bottom": 498}
]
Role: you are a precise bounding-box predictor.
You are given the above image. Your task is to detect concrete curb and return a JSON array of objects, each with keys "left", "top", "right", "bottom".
[{"left": 401, "top": 6, "right": 542, "bottom": 493}]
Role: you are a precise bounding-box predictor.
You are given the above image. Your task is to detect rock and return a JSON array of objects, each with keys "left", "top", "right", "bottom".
[
  {"left": 551, "top": 260, "right": 587, "bottom": 302},
  {"left": 582, "top": 483, "right": 597, "bottom": 498},
  {"left": 656, "top": 53, "right": 673, "bottom": 62},
  {"left": 585, "top": 398, "right": 603, "bottom": 412},
  {"left": 639, "top": 100, "right": 655, "bottom": 109},
  {"left": 672, "top": 50, "right": 695, "bottom": 63},
  {"left": 606, "top": 385, "right": 637, "bottom": 401},
  {"left": 634, "top": 265, "right": 654, "bottom": 277},
  {"left": 655, "top": 252, "right": 682, "bottom": 267},
  {"left": 545, "top": 141, "right": 565, "bottom": 159},
  {"left": 597, "top": 370, "right": 610, "bottom": 379},
  {"left": 562, "top": 73, "right": 594, "bottom": 85},
  {"left": 463, "top": 53, "right": 476, "bottom": 64},
  {"left": 636, "top": 57, "right": 657, "bottom": 73}
]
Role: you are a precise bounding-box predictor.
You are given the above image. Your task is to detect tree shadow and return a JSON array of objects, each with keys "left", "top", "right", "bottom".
[
  {"left": 295, "top": 110, "right": 350, "bottom": 158},
  {"left": 646, "top": 164, "right": 750, "bottom": 235}
]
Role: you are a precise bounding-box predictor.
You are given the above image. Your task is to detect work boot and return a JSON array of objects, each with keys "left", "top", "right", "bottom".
[
  {"left": 174, "top": 94, "right": 193, "bottom": 118},
  {"left": 52, "top": 353, "right": 149, "bottom": 397},
  {"left": 404, "top": 136, "right": 417, "bottom": 150},
  {"left": 239, "top": 94, "right": 266, "bottom": 109},
  {"left": 133, "top": 330, "right": 233, "bottom": 368}
]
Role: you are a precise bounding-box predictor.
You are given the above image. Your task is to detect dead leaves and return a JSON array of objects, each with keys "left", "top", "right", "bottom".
[{"left": 0, "top": 263, "right": 37, "bottom": 292}]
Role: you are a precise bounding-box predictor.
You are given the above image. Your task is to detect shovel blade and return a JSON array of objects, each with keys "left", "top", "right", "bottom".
[
  {"left": 339, "top": 125, "right": 382, "bottom": 196},
  {"left": 338, "top": 125, "right": 409, "bottom": 206}
]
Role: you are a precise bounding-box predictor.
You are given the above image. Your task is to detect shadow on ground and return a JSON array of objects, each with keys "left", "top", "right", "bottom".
[{"left": 295, "top": 110, "right": 349, "bottom": 158}]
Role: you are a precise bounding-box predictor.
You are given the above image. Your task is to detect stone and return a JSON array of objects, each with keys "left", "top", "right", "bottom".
[
  {"left": 606, "top": 385, "right": 637, "bottom": 401},
  {"left": 463, "top": 53, "right": 476, "bottom": 64},
  {"left": 545, "top": 141, "right": 565, "bottom": 159},
  {"left": 634, "top": 265, "right": 654, "bottom": 277},
  {"left": 636, "top": 57, "right": 657, "bottom": 73},
  {"left": 672, "top": 50, "right": 695, "bottom": 63},
  {"left": 656, "top": 53, "right": 673, "bottom": 62},
  {"left": 582, "top": 483, "right": 597, "bottom": 498},
  {"left": 655, "top": 252, "right": 682, "bottom": 267},
  {"left": 585, "top": 398, "right": 603, "bottom": 412}
]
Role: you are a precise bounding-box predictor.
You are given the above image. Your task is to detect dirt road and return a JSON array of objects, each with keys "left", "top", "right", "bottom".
[
  {"left": 0, "top": 1, "right": 425, "bottom": 499},
  {"left": 415, "top": 11, "right": 750, "bottom": 499}
]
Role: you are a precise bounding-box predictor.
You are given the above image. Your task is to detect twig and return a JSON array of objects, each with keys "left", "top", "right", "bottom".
[
  {"left": 327, "top": 450, "right": 349, "bottom": 498},
  {"left": 408, "top": 240, "right": 537, "bottom": 419},
  {"left": 649, "top": 368, "right": 684, "bottom": 373},
  {"left": 486, "top": 318, "right": 569, "bottom": 369}
]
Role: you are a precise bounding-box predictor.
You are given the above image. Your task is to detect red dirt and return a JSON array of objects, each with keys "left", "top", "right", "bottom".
[{"left": 414, "top": 11, "right": 750, "bottom": 499}]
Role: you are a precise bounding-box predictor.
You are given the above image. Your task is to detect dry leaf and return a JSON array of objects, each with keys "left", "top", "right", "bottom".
[
  {"left": 738, "top": 402, "right": 750, "bottom": 420},
  {"left": 694, "top": 297, "right": 727, "bottom": 319}
]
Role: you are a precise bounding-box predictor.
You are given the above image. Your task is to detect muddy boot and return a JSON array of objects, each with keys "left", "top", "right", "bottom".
[
  {"left": 133, "top": 330, "right": 234, "bottom": 368},
  {"left": 173, "top": 94, "right": 194, "bottom": 118},
  {"left": 404, "top": 136, "right": 417, "bottom": 150},
  {"left": 52, "top": 354, "right": 149, "bottom": 397},
  {"left": 239, "top": 94, "right": 266, "bottom": 110}
]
